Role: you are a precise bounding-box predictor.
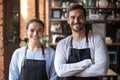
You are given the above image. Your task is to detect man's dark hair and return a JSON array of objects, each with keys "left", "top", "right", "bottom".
[{"left": 67, "top": 4, "right": 86, "bottom": 17}]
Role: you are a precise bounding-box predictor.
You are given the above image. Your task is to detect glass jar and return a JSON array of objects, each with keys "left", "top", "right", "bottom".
[{"left": 99, "top": 0, "right": 108, "bottom": 8}]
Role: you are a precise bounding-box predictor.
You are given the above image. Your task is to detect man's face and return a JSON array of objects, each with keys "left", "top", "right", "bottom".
[{"left": 67, "top": 9, "right": 86, "bottom": 33}]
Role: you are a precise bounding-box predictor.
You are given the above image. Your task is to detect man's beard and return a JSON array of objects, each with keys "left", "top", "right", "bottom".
[{"left": 71, "top": 23, "right": 85, "bottom": 32}]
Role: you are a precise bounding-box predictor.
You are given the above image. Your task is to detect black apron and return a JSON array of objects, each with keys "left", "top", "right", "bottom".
[
  {"left": 57, "top": 36, "right": 98, "bottom": 80},
  {"left": 18, "top": 46, "right": 48, "bottom": 80}
]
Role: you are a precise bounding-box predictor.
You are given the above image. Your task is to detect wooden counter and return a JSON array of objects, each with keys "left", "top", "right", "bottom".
[{"left": 107, "top": 69, "right": 117, "bottom": 76}]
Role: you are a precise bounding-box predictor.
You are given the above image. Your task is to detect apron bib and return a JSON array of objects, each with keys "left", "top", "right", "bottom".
[{"left": 18, "top": 46, "right": 48, "bottom": 80}]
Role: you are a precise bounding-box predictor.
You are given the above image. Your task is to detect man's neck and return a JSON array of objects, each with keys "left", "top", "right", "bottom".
[{"left": 72, "top": 30, "right": 86, "bottom": 42}]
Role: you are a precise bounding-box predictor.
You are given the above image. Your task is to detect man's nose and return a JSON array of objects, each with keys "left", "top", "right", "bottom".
[{"left": 74, "top": 18, "right": 79, "bottom": 23}]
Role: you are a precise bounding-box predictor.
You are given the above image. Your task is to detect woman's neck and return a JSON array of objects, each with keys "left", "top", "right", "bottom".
[{"left": 27, "top": 41, "right": 42, "bottom": 51}]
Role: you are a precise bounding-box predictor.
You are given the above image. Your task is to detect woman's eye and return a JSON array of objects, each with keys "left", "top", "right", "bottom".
[
  {"left": 38, "top": 29, "right": 43, "bottom": 32},
  {"left": 29, "top": 29, "right": 34, "bottom": 32},
  {"left": 28, "top": 28, "right": 43, "bottom": 33}
]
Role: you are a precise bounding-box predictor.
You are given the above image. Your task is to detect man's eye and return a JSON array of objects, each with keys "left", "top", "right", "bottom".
[
  {"left": 79, "top": 16, "right": 84, "bottom": 19},
  {"left": 71, "top": 16, "right": 75, "bottom": 19}
]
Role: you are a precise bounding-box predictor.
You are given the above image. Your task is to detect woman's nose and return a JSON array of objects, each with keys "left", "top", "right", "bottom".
[{"left": 33, "top": 31, "right": 38, "bottom": 35}]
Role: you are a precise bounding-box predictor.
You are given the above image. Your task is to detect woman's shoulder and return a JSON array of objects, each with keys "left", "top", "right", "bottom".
[
  {"left": 13, "top": 47, "right": 26, "bottom": 55},
  {"left": 60, "top": 35, "right": 71, "bottom": 41},
  {"left": 45, "top": 47, "right": 55, "bottom": 59},
  {"left": 16, "top": 46, "right": 26, "bottom": 52},
  {"left": 11, "top": 47, "right": 26, "bottom": 59},
  {"left": 45, "top": 47, "right": 54, "bottom": 51},
  {"left": 45, "top": 47, "right": 55, "bottom": 54}
]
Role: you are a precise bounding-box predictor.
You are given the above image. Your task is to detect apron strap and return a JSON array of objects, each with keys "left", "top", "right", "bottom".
[
  {"left": 85, "top": 24, "right": 89, "bottom": 47},
  {"left": 24, "top": 45, "right": 45, "bottom": 59},
  {"left": 70, "top": 33, "right": 89, "bottom": 48},
  {"left": 41, "top": 45, "right": 45, "bottom": 55},
  {"left": 70, "top": 23, "right": 89, "bottom": 47},
  {"left": 69, "top": 28, "right": 89, "bottom": 56},
  {"left": 24, "top": 47, "right": 28, "bottom": 59},
  {"left": 21, "top": 45, "right": 45, "bottom": 68}
]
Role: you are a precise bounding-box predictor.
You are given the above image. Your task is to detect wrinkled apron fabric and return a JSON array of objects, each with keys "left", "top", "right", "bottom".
[
  {"left": 67, "top": 48, "right": 91, "bottom": 63},
  {"left": 18, "top": 59, "right": 48, "bottom": 80},
  {"left": 18, "top": 47, "right": 48, "bottom": 80}
]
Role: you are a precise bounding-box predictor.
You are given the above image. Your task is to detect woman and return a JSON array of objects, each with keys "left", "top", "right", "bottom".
[{"left": 9, "top": 19, "right": 57, "bottom": 80}]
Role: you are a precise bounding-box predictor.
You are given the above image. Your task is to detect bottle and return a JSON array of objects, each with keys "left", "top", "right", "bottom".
[
  {"left": 116, "top": 0, "right": 120, "bottom": 8},
  {"left": 83, "top": 0, "right": 87, "bottom": 7},
  {"left": 99, "top": 0, "right": 108, "bottom": 8},
  {"left": 96, "top": 0, "right": 99, "bottom": 8},
  {"left": 87, "top": 0, "right": 92, "bottom": 7},
  {"left": 109, "top": 0, "right": 114, "bottom": 8}
]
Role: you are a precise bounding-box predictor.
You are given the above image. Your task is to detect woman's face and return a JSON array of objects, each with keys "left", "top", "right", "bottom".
[
  {"left": 26, "top": 22, "right": 44, "bottom": 42},
  {"left": 67, "top": 9, "right": 86, "bottom": 33}
]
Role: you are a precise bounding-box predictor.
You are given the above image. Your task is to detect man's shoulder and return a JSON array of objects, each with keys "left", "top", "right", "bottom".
[
  {"left": 90, "top": 34, "right": 103, "bottom": 40},
  {"left": 89, "top": 34, "right": 104, "bottom": 44},
  {"left": 58, "top": 36, "right": 71, "bottom": 44},
  {"left": 56, "top": 36, "right": 71, "bottom": 48}
]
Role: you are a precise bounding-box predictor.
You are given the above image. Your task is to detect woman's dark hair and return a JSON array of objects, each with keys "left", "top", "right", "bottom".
[
  {"left": 26, "top": 18, "right": 45, "bottom": 30},
  {"left": 67, "top": 4, "right": 86, "bottom": 17}
]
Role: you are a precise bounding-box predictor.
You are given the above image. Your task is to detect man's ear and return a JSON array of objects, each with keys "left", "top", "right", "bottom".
[{"left": 67, "top": 18, "right": 70, "bottom": 24}]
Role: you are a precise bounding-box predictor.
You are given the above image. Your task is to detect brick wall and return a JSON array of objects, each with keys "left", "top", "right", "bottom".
[
  {"left": 0, "top": 0, "right": 5, "bottom": 79},
  {"left": 20, "top": 0, "right": 36, "bottom": 40},
  {"left": 20, "top": 0, "right": 47, "bottom": 41},
  {"left": 45, "top": 0, "right": 49, "bottom": 37}
]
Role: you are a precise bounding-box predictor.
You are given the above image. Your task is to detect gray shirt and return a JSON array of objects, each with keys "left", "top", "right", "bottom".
[{"left": 9, "top": 47, "right": 57, "bottom": 80}]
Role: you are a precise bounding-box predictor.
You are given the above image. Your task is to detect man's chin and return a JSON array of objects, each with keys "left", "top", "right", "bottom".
[{"left": 73, "top": 27, "right": 84, "bottom": 32}]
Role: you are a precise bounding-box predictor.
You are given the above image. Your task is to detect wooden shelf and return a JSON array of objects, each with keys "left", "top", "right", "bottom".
[
  {"left": 50, "top": 19, "right": 67, "bottom": 21},
  {"left": 49, "top": 43, "right": 57, "bottom": 46},
  {"left": 85, "top": 7, "right": 120, "bottom": 10},
  {"left": 107, "top": 69, "right": 117, "bottom": 76},
  {"left": 106, "top": 43, "right": 120, "bottom": 46},
  {"left": 51, "top": 7, "right": 120, "bottom": 10},
  {"left": 87, "top": 19, "right": 120, "bottom": 23},
  {"left": 50, "top": 19, "right": 120, "bottom": 22},
  {"left": 50, "top": 7, "right": 67, "bottom": 9}
]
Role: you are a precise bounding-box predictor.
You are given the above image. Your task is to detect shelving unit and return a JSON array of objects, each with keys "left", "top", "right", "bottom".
[{"left": 49, "top": 0, "right": 120, "bottom": 43}]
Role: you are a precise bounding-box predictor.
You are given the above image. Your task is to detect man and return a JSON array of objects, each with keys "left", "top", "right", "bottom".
[{"left": 54, "top": 4, "right": 109, "bottom": 80}]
